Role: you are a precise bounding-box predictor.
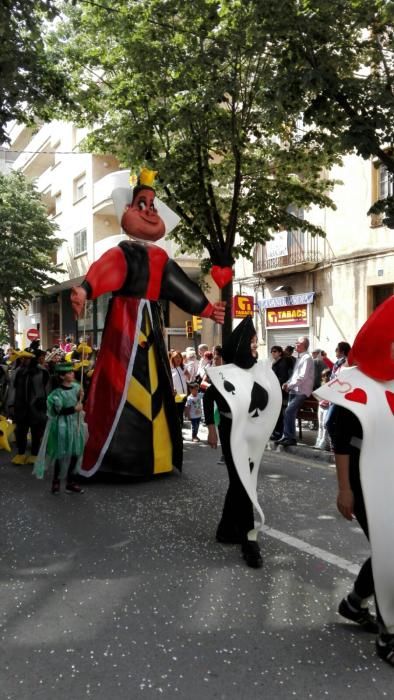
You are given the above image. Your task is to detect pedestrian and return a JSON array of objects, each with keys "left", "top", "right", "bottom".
[
  {"left": 331, "top": 341, "right": 351, "bottom": 378},
  {"left": 283, "top": 345, "right": 296, "bottom": 371},
  {"left": 314, "top": 295, "right": 394, "bottom": 666},
  {"left": 311, "top": 349, "right": 327, "bottom": 390},
  {"left": 10, "top": 350, "right": 49, "bottom": 465},
  {"left": 321, "top": 349, "right": 334, "bottom": 370},
  {"left": 170, "top": 351, "right": 190, "bottom": 426},
  {"left": 275, "top": 336, "right": 314, "bottom": 447},
  {"left": 185, "top": 382, "right": 202, "bottom": 441},
  {"left": 270, "top": 345, "right": 292, "bottom": 440},
  {"left": 204, "top": 316, "right": 281, "bottom": 568},
  {"left": 314, "top": 367, "right": 331, "bottom": 450},
  {"left": 33, "top": 362, "right": 86, "bottom": 494},
  {"left": 196, "top": 343, "right": 209, "bottom": 381},
  {"left": 184, "top": 348, "right": 199, "bottom": 382}
]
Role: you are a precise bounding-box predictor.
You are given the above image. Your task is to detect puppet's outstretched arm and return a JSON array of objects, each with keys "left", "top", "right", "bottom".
[
  {"left": 161, "top": 259, "right": 225, "bottom": 324},
  {"left": 71, "top": 247, "right": 127, "bottom": 318}
]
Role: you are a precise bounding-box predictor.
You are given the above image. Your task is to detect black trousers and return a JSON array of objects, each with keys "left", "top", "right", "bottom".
[
  {"left": 217, "top": 417, "right": 254, "bottom": 538},
  {"left": 15, "top": 420, "right": 45, "bottom": 456},
  {"left": 53, "top": 455, "right": 78, "bottom": 482},
  {"left": 351, "top": 471, "right": 383, "bottom": 626}
]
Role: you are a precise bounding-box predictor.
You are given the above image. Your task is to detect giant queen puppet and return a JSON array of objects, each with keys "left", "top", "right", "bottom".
[{"left": 71, "top": 169, "right": 225, "bottom": 478}]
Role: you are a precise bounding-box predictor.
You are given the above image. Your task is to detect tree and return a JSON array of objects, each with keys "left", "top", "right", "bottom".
[
  {"left": 0, "top": 308, "right": 9, "bottom": 347},
  {"left": 0, "top": 1, "right": 71, "bottom": 144},
  {"left": 266, "top": 0, "right": 394, "bottom": 226},
  {"left": 49, "top": 0, "right": 340, "bottom": 336},
  {"left": 0, "top": 171, "right": 63, "bottom": 346}
]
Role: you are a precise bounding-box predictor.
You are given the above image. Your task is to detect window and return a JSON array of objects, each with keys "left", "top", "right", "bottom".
[
  {"left": 74, "top": 174, "right": 86, "bottom": 203},
  {"left": 379, "top": 165, "right": 393, "bottom": 199},
  {"left": 371, "top": 162, "right": 393, "bottom": 227},
  {"left": 54, "top": 192, "right": 62, "bottom": 215},
  {"left": 74, "top": 228, "right": 87, "bottom": 256}
]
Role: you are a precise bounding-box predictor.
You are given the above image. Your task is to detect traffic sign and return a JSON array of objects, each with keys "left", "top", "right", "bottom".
[{"left": 26, "top": 328, "right": 40, "bottom": 341}]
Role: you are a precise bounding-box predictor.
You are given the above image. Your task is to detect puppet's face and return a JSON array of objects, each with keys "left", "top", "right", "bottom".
[{"left": 121, "top": 188, "right": 165, "bottom": 242}]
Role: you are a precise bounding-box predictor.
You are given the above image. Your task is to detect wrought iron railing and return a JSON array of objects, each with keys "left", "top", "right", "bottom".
[{"left": 253, "top": 230, "right": 327, "bottom": 273}]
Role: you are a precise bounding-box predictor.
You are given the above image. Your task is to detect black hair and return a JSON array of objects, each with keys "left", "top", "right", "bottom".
[
  {"left": 337, "top": 341, "right": 351, "bottom": 356},
  {"left": 131, "top": 184, "right": 155, "bottom": 203},
  {"left": 270, "top": 345, "right": 283, "bottom": 354}
]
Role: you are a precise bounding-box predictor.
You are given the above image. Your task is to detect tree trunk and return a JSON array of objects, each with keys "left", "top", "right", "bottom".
[
  {"left": 2, "top": 300, "right": 15, "bottom": 348},
  {"left": 221, "top": 280, "right": 233, "bottom": 345}
]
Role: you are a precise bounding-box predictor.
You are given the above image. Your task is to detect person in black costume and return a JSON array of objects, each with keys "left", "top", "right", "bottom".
[
  {"left": 203, "top": 317, "right": 263, "bottom": 568},
  {"left": 328, "top": 404, "right": 394, "bottom": 665}
]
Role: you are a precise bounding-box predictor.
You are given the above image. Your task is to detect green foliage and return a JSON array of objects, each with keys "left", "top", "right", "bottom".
[
  {"left": 0, "top": 171, "right": 63, "bottom": 343},
  {"left": 0, "top": 1, "right": 71, "bottom": 143},
  {"left": 48, "top": 0, "right": 340, "bottom": 264},
  {"left": 268, "top": 0, "right": 394, "bottom": 223}
]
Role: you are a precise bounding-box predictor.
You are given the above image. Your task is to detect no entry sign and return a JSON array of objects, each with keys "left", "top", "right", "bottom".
[{"left": 26, "top": 328, "right": 40, "bottom": 341}]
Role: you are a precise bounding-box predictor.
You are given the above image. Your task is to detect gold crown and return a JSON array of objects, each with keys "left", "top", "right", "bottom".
[{"left": 139, "top": 168, "right": 158, "bottom": 187}]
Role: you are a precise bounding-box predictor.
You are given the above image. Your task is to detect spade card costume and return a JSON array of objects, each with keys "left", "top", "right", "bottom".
[
  {"left": 72, "top": 170, "right": 222, "bottom": 478},
  {"left": 314, "top": 295, "right": 394, "bottom": 632},
  {"left": 204, "top": 317, "right": 281, "bottom": 542}
]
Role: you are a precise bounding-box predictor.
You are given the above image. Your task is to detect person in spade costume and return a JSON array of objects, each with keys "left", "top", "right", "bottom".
[
  {"left": 203, "top": 316, "right": 282, "bottom": 568},
  {"left": 313, "top": 295, "right": 394, "bottom": 666},
  {"left": 71, "top": 169, "right": 225, "bottom": 478}
]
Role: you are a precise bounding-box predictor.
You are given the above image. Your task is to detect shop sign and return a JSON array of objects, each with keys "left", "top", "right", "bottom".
[
  {"left": 266, "top": 304, "right": 308, "bottom": 328},
  {"left": 233, "top": 295, "right": 254, "bottom": 318},
  {"left": 167, "top": 327, "right": 187, "bottom": 335}
]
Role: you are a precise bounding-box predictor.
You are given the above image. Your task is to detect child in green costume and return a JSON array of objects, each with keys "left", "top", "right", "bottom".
[{"left": 33, "top": 363, "right": 87, "bottom": 494}]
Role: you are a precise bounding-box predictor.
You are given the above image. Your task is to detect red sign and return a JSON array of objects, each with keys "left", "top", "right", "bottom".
[
  {"left": 266, "top": 304, "right": 308, "bottom": 328},
  {"left": 233, "top": 295, "right": 254, "bottom": 318},
  {"left": 26, "top": 328, "right": 40, "bottom": 341}
]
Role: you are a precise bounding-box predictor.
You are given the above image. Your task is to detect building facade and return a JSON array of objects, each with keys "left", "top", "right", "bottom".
[{"left": 234, "top": 153, "right": 394, "bottom": 358}]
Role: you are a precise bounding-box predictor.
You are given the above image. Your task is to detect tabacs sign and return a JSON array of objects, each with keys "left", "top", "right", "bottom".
[
  {"left": 233, "top": 295, "right": 254, "bottom": 318},
  {"left": 266, "top": 304, "right": 308, "bottom": 328}
]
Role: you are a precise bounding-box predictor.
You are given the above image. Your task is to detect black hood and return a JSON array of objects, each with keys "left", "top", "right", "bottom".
[{"left": 222, "top": 316, "right": 257, "bottom": 369}]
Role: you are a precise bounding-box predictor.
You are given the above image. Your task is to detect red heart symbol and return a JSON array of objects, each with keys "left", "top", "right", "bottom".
[
  {"left": 385, "top": 391, "right": 394, "bottom": 414},
  {"left": 344, "top": 388, "right": 367, "bottom": 404},
  {"left": 211, "top": 265, "right": 233, "bottom": 289}
]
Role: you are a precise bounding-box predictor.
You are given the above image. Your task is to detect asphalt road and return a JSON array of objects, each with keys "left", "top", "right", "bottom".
[{"left": 0, "top": 428, "right": 392, "bottom": 699}]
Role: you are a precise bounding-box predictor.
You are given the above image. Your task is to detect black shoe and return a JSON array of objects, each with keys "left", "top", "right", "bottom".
[
  {"left": 376, "top": 634, "right": 394, "bottom": 666},
  {"left": 242, "top": 540, "right": 263, "bottom": 568},
  {"left": 51, "top": 479, "right": 60, "bottom": 494},
  {"left": 65, "top": 482, "right": 84, "bottom": 494},
  {"left": 270, "top": 433, "right": 280, "bottom": 441},
  {"left": 216, "top": 527, "right": 243, "bottom": 544},
  {"left": 276, "top": 437, "right": 297, "bottom": 447},
  {"left": 338, "top": 597, "right": 379, "bottom": 633}
]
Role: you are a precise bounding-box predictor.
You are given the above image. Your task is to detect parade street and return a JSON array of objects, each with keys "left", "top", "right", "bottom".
[{"left": 0, "top": 433, "right": 392, "bottom": 700}]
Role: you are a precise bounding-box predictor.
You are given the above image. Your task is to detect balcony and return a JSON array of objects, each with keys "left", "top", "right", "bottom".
[
  {"left": 253, "top": 230, "right": 328, "bottom": 278},
  {"left": 12, "top": 123, "right": 55, "bottom": 178},
  {"left": 93, "top": 169, "right": 130, "bottom": 216}
]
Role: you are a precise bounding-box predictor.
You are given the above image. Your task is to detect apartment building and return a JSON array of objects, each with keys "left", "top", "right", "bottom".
[
  {"left": 8, "top": 121, "right": 215, "bottom": 351},
  {"left": 234, "top": 153, "right": 394, "bottom": 358}
]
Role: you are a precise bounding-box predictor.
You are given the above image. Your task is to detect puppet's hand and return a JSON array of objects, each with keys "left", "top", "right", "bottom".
[
  {"left": 210, "top": 301, "right": 226, "bottom": 324},
  {"left": 71, "top": 286, "right": 87, "bottom": 319}
]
